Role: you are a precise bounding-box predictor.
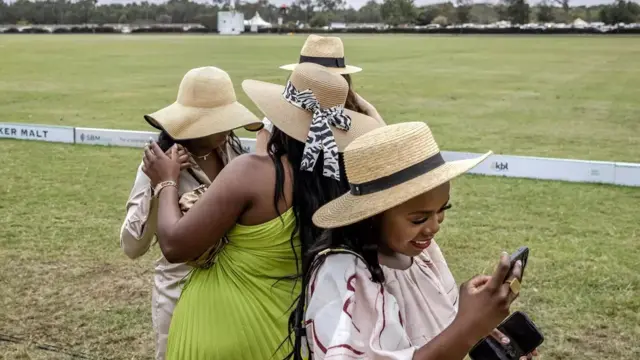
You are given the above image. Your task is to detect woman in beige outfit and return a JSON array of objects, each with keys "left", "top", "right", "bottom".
[{"left": 119, "top": 66, "right": 261, "bottom": 360}]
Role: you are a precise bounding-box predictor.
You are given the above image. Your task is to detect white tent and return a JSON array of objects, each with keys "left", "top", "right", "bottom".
[
  {"left": 244, "top": 13, "right": 272, "bottom": 28},
  {"left": 573, "top": 18, "right": 588, "bottom": 28}
]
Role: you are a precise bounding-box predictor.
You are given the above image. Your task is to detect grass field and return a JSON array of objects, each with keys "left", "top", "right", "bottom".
[{"left": 1, "top": 35, "right": 639, "bottom": 360}]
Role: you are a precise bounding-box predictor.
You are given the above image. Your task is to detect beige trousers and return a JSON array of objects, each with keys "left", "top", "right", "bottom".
[{"left": 151, "top": 259, "right": 191, "bottom": 360}]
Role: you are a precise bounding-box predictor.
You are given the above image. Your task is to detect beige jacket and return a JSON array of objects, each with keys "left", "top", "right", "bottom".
[{"left": 119, "top": 144, "right": 237, "bottom": 360}]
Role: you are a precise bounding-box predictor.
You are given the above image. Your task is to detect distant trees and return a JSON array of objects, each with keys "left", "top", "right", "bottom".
[
  {"left": 455, "top": 0, "right": 473, "bottom": 24},
  {"left": 502, "top": 0, "right": 530, "bottom": 24},
  {"left": 537, "top": 1, "right": 555, "bottom": 22},
  {"left": 599, "top": 0, "right": 640, "bottom": 24},
  {"left": 0, "top": 0, "right": 636, "bottom": 27},
  {"left": 358, "top": 0, "right": 383, "bottom": 23},
  {"left": 380, "top": 0, "right": 416, "bottom": 26}
]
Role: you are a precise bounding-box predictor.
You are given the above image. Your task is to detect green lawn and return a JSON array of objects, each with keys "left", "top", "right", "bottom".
[
  {"left": 0, "top": 34, "right": 639, "bottom": 161},
  {"left": 0, "top": 35, "right": 639, "bottom": 360}
]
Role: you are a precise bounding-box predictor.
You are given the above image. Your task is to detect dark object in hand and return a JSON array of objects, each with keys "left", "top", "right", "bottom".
[{"left": 469, "top": 311, "right": 544, "bottom": 360}]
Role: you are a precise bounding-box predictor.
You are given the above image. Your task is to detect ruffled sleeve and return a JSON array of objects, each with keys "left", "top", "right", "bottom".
[{"left": 304, "top": 254, "right": 417, "bottom": 360}]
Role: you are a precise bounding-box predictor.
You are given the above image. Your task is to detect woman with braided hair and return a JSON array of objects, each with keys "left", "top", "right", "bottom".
[{"left": 140, "top": 63, "right": 382, "bottom": 360}]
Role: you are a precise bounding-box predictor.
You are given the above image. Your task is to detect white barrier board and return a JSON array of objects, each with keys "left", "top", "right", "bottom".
[
  {"left": 613, "top": 162, "right": 640, "bottom": 187},
  {"left": 0, "top": 123, "right": 74, "bottom": 144},
  {"left": 1, "top": 122, "right": 638, "bottom": 187},
  {"left": 74, "top": 127, "right": 257, "bottom": 154},
  {"left": 75, "top": 127, "right": 157, "bottom": 147},
  {"left": 241, "top": 138, "right": 256, "bottom": 154},
  {"left": 442, "top": 151, "right": 617, "bottom": 185}
]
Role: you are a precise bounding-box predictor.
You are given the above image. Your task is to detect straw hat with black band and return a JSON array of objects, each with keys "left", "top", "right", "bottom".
[
  {"left": 144, "top": 66, "right": 263, "bottom": 140},
  {"left": 279, "top": 35, "right": 362, "bottom": 75},
  {"left": 313, "top": 122, "right": 493, "bottom": 228},
  {"left": 242, "top": 62, "right": 381, "bottom": 181}
]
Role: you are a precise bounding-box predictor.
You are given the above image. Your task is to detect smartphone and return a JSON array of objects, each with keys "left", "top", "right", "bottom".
[
  {"left": 507, "top": 246, "right": 529, "bottom": 280},
  {"left": 469, "top": 311, "right": 544, "bottom": 360}
]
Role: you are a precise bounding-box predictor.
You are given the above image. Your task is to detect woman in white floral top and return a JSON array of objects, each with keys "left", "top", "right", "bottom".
[{"left": 284, "top": 122, "right": 537, "bottom": 360}]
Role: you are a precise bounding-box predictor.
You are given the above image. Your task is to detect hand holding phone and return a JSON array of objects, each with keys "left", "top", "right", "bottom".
[
  {"left": 468, "top": 247, "right": 540, "bottom": 360},
  {"left": 506, "top": 246, "right": 529, "bottom": 282}
]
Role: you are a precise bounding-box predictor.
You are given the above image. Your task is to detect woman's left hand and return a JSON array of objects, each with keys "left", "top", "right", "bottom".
[
  {"left": 142, "top": 142, "right": 182, "bottom": 187},
  {"left": 490, "top": 329, "right": 539, "bottom": 360}
]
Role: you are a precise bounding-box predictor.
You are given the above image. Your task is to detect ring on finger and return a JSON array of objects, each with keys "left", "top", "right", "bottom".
[{"left": 506, "top": 278, "right": 521, "bottom": 294}]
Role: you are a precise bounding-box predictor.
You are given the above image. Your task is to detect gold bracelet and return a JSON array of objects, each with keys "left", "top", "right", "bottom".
[{"left": 154, "top": 180, "right": 177, "bottom": 198}]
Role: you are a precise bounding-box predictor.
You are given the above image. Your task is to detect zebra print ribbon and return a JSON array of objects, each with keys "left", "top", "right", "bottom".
[{"left": 282, "top": 81, "right": 352, "bottom": 181}]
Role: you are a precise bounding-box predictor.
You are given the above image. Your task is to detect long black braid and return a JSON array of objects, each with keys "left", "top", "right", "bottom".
[{"left": 282, "top": 195, "right": 386, "bottom": 360}]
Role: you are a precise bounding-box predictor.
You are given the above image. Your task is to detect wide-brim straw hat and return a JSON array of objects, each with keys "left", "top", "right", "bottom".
[
  {"left": 313, "top": 122, "right": 492, "bottom": 228},
  {"left": 242, "top": 62, "right": 380, "bottom": 151},
  {"left": 280, "top": 35, "right": 362, "bottom": 75},
  {"left": 144, "top": 66, "right": 262, "bottom": 140}
]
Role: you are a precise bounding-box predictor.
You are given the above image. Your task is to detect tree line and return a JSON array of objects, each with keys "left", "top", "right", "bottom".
[{"left": 0, "top": 0, "right": 638, "bottom": 28}]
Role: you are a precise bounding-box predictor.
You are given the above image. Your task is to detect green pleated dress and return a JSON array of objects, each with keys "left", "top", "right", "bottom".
[{"left": 166, "top": 208, "right": 300, "bottom": 359}]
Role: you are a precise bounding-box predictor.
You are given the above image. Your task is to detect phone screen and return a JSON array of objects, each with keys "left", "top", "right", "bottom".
[
  {"left": 500, "top": 312, "right": 544, "bottom": 355},
  {"left": 469, "top": 338, "right": 504, "bottom": 360},
  {"left": 469, "top": 312, "right": 544, "bottom": 360}
]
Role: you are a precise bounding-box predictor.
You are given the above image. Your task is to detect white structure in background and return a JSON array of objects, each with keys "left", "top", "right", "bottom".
[
  {"left": 218, "top": 0, "right": 244, "bottom": 35},
  {"left": 218, "top": 12, "right": 244, "bottom": 35},
  {"left": 244, "top": 13, "right": 272, "bottom": 32},
  {"left": 572, "top": 18, "right": 588, "bottom": 28}
]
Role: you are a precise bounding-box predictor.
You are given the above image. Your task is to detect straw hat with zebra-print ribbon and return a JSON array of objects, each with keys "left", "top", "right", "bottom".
[
  {"left": 242, "top": 62, "right": 382, "bottom": 181},
  {"left": 313, "top": 122, "right": 493, "bottom": 228},
  {"left": 279, "top": 35, "right": 362, "bottom": 74}
]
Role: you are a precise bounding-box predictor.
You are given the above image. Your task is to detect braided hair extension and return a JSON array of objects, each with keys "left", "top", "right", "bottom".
[
  {"left": 283, "top": 216, "right": 386, "bottom": 360},
  {"left": 266, "top": 127, "right": 359, "bottom": 359},
  {"left": 342, "top": 74, "right": 367, "bottom": 115}
]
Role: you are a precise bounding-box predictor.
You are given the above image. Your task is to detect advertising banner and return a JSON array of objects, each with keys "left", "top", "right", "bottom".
[
  {"left": 613, "top": 162, "right": 640, "bottom": 186},
  {"left": 75, "top": 128, "right": 157, "bottom": 148},
  {"left": 1, "top": 122, "right": 637, "bottom": 187},
  {"left": 442, "top": 151, "right": 617, "bottom": 185},
  {"left": 0, "top": 122, "right": 75, "bottom": 144}
]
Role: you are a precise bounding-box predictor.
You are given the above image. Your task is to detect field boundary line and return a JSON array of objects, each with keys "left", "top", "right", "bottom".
[{"left": 1, "top": 122, "right": 638, "bottom": 187}]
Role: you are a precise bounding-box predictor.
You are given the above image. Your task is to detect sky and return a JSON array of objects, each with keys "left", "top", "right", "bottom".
[{"left": 96, "top": 0, "right": 615, "bottom": 9}]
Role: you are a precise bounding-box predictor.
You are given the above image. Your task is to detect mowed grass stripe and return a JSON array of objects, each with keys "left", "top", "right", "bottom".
[{"left": 0, "top": 35, "right": 638, "bottom": 161}]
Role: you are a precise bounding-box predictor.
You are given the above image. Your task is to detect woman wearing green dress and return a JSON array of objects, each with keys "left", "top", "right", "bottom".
[{"left": 141, "top": 62, "right": 382, "bottom": 359}]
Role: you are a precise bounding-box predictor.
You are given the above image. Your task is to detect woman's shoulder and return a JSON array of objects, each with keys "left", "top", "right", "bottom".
[
  {"left": 215, "top": 153, "right": 280, "bottom": 207},
  {"left": 320, "top": 252, "right": 368, "bottom": 271},
  {"left": 222, "top": 153, "right": 274, "bottom": 177},
  {"left": 311, "top": 252, "right": 373, "bottom": 290}
]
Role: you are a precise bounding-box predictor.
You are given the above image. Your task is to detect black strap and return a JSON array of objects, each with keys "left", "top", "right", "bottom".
[
  {"left": 299, "top": 55, "right": 346, "bottom": 68},
  {"left": 349, "top": 152, "right": 445, "bottom": 196}
]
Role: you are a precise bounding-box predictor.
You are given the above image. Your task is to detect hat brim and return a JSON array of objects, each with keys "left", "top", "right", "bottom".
[
  {"left": 241, "top": 79, "right": 381, "bottom": 151},
  {"left": 279, "top": 63, "right": 362, "bottom": 75},
  {"left": 312, "top": 152, "right": 493, "bottom": 229},
  {"left": 144, "top": 101, "right": 262, "bottom": 140}
]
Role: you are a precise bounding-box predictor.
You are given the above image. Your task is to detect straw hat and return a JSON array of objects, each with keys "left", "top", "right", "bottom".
[
  {"left": 242, "top": 62, "right": 380, "bottom": 151},
  {"left": 144, "top": 67, "right": 262, "bottom": 140},
  {"left": 313, "top": 122, "right": 492, "bottom": 228},
  {"left": 280, "top": 35, "right": 362, "bottom": 74}
]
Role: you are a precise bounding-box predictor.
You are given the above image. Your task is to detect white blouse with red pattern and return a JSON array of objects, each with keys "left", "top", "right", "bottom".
[{"left": 303, "top": 241, "right": 459, "bottom": 360}]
